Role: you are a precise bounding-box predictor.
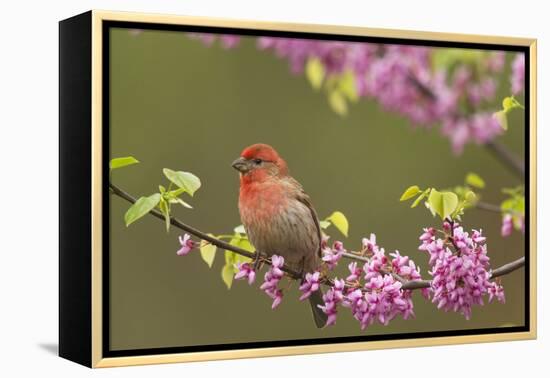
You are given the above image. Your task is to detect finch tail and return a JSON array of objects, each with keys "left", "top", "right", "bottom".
[{"left": 308, "top": 290, "right": 328, "bottom": 328}]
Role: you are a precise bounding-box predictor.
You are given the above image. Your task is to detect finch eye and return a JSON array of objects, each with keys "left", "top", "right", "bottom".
[{"left": 253, "top": 158, "right": 262, "bottom": 165}]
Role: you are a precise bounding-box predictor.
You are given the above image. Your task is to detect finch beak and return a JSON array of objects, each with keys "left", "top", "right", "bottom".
[{"left": 231, "top": 157, "right": 250, "bottom": 173}]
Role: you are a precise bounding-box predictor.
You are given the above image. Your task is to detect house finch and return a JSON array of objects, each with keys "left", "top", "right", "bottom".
[{"left": 232, "top": 143, "right": 328, "bottom": 328}]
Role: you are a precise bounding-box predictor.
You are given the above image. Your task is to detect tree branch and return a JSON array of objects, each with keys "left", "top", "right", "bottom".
[
  {"left": 475, "top": 200, "right": 523, "bottom": 217},
  {"left": 401, "top": 256, "right": 525, "bottom": 290},
  {"left": 109, "top": 182, "right": 525, "bottom": 291},
  {"left": 485, "top": 140, "right": 525, "bottom": 179},
  {"left": 475, "top": 201, "right": 502, "bottom": 213}
]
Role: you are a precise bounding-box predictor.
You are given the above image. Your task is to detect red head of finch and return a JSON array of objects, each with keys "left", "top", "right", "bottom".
[{"left": 232, "top": 143, "right": 328, "bottom": 327}]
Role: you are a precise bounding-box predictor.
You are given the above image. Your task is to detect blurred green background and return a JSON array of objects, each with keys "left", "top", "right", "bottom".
[{"left": 108, "top": 28, "right": 525, "bottom": 351}]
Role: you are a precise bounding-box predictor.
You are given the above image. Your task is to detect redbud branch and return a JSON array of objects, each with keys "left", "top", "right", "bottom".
[
  {"left": 475, "top": 201, "right": 502, "bottom": 213},
  {"left": 485, "top": 140, "right": 525, "bottom": 179},
  {"left": 475, "top": 201, "right": 524, "bottom": 217},
  {"left": 400, "top": 256, "right": 525, "bottom": 290},
  {"left": 109, "top": 182, "right": 526, "bottom": 291}
]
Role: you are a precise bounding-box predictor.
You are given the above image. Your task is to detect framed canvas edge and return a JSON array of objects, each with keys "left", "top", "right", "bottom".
[{"left": 88, "top": 9, "right": 537, "bottom": 368}]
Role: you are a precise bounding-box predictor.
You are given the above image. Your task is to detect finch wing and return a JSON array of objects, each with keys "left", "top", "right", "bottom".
[{"left": 288, "top": 178, "right": 322, "bottom": 258}]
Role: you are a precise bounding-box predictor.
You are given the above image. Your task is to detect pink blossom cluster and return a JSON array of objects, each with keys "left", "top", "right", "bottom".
[
  {"left": 419, "top": 222, "right": 505, "bottom": 319},
  {"left": 259, "top": 255, "right": 285, "bottom": 309},
  {"left": 318, "top": 279, "right": 345, "bottom": 326},
  {"left": 342, "top": 240, "right": 419, "bottom": 328},
  {"left": 318, "top": 235, "right": 422, "bottom": 329}
]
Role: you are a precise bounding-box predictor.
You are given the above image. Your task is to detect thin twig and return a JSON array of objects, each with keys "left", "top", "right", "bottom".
[
  {"left": 492, "top": 256, "right": 526, "bottom": 278},
  {"left": 475, "top": 201, "right": 502, "bottom": 213},
  {"left": 485, "top": 140, "right": 525, "bottom": 179},
  {"left": 475, "top": 201, "right": 523, "bottom": 216},
  {"left": 109, "top": 182, "right": 526, "bottom": 292},
  {"left": 400, "top": 256, "right": 526, "bottom": 290}
]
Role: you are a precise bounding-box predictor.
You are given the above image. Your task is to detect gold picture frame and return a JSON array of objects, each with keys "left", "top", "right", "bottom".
[{"left": 59, "top": 9, "right": 537, "bottom": 368}]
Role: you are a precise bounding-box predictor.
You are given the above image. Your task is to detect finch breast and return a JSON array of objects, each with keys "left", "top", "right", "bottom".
[{"left": 239, "top": 181, "right": 320, "bottom": 273}]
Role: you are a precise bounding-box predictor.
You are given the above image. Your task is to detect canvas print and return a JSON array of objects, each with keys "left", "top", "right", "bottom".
[{"left": 106, "top": 25, "right": 527, "bottom": 353}]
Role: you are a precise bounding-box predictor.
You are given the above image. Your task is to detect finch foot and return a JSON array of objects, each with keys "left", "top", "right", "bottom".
[{"left": 253, "top": 251, "right": 264, "bottom": 271}]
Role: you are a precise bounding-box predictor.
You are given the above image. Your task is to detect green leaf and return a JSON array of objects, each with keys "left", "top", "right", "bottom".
[
  {"left": 493, "top": 111, "right": 508, "bottom": 130},
  {"left": 124, "top": 193, "right": 161, "bottom": 227},
  {"left": 502, "top": 96, "right": 515, "bottom": 112},
  {"left": 234, "top": 224, "right": 246, "bottom": 234},
  {"left": 412, "top": 188, "right": 431, "bottom": 208},
  {"left": 328, "top": 91, "right": 347, "bottom": 116},
  {"left": 170, "top": 187, "right": 187, "bottom": 197},
  {"left": 427, "top": 189, "right": 459, "bottom": 220},
  {"left": 400, "top": 185, "right": 421, "bottom": 201},
  {"left": 159, "top": 198, "right": 170, "bottom": 232},
  {"left": 229, "top": 235, "right": 254, "bottom": 254},
  {"left": 110, "top": 156, "right": 139, "bottom": 170},
  {"left": 305, "top": 58, "right": 325, "bottom": 90},
  {"left": 502, "top": 186, "right": 523, "bottom": 196},
  {"left": 221, "top": 249, "right": 251, "bottom": 289},
  {"left": 465, "top": 190, "right": 477, "bottom": 203},
  {"left": 325, "top": 211, "right": 349, "bottom": 237},
  {"left": 174, "top": 197, "right": 193, "bottom": 209},
  {"left": 319, "top": 220, "right": 331, "bottom": 229},
  {"left": 339, "top": 70, "right": 358, "bottom": 102},
  {"left": 200, "top": 236, "right": 217, "bottom": 268},
  {"left": 465, "top": 173, "right": 485, "bottom": 189},
  {"left": 502, "top": 96, "right": 524, "bottom": 113},
  {"left": 221, "top": 263, "right": 234, "bottom": 289},
  {"left": 163, "top": 168, "right": 201, "bottom": 196}
]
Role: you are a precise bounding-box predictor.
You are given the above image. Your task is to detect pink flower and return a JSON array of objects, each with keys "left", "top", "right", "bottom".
[
  {"left": 362, "top": 233, "right": 379, "bottom": 253},
  {"left": 220, "top": 35, "right": 240, "bottom": 49},
  {"left": 488, "top": 282, "right": 506, "bottom": 303},
  {"left": 346, "top": 262, "right": 362, "bottom": 282},
  {"left": 299, "top": 271, "right": 321, "bottom": 300},
  {"left": 363, "top": 247, "right": 388, "bottom": 281},
  {"left": 234, "top": 262, "right": 256, "bottom": 285},
  {"left": 176, "top": 234, "right": 196, "bottom": 256},
  {"left": 472, "top": 229, "right": 487, "bottom": 244},
  {"left": 322, "top": 240, "right": 344, "bottom": 270},
  {"left": 270, "top": 289, "right": 284, "bottom": 309},
  {"left": 419, "top": 227, "right": 435, "bottom": 242},
  {"left": 270, "top": 255, "right": 285, "bottom": 276},
  {"left": 501, "top": 214, "right": 513, "bottom": 237}
]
